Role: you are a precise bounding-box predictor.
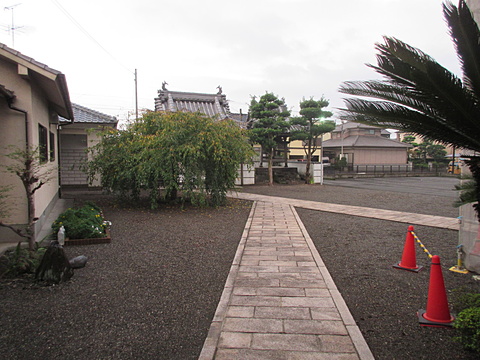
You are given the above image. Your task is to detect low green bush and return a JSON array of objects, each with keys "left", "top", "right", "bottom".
[
  {"left": 52, "top": 202, "right": 106, "bottom": 239},
  {"left": 454, "top": 307, "right": 480, "bottom": 353},
  {"left": 0, "top": 242, "right": 46, "bottom": 278}
]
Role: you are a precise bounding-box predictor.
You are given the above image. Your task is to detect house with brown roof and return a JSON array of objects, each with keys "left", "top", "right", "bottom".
[
  {"left": 322, "top": 121, "right": 411, "bottom": 165},
  {"left": 0, "top": 42, "right": 73, "bottom": 244},
  {"left": 59, "top": 103, "right": 118, "bottom": 188}
]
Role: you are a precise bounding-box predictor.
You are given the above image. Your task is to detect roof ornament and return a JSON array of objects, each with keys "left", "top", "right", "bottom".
[
  {"left": 162, "top": 81, "right": 168, "bottom": 91},
  {"left": 217, "top": 85, "right": 222, "bottom": 95}
]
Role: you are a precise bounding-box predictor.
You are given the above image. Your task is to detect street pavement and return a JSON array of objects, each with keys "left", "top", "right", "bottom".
[{"left": 323, "top": 176, "right": 460, "bottom": 198}]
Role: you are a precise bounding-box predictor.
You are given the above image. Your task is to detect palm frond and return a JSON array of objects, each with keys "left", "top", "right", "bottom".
[{"left": 444, "top": 0, "right": 480, "bottom": 96}]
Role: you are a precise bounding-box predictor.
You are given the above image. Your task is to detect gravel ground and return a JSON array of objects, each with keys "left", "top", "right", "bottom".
[
  {"left": 1, "top": 180, "right": 479, "bottom": 360},
  {"left": 0, "top": 196, "right": 252, "bottom": 360}
]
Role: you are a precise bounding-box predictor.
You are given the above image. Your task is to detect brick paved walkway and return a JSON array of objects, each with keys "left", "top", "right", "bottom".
[
  {"left": 199, "top": 201, "right": 374, "bottom": 359},
  {"left": 228, "top": 192, "right": 459, "bottom": 230}
]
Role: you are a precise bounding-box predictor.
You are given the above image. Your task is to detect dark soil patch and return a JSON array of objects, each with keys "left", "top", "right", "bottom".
[{"left": 0, "top": 196, "right": 252, "bottom": 360}]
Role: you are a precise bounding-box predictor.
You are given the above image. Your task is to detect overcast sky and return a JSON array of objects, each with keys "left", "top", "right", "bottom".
[{"left": 0, "top": 0, "right": 462, "bottom": 122}]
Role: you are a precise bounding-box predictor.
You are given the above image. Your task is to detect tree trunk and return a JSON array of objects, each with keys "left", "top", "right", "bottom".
[
  {"left": 268, "top": 151, "right": 274, "bottom": 186},
  {"left": 35, "top": 242, "right": 74, "bottom": 284},
  {"left": 305, "top": 138, "right": 313, "bottom": 184}
]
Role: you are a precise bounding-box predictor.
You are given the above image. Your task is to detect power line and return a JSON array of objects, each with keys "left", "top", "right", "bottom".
[{"left": 50, "top": 0, "right": 133, "bottom": 74}]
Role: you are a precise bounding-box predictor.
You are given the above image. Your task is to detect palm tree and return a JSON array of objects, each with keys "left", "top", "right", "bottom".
[{"left": 338, "top": 0, "right": 480, "bottom": 220}]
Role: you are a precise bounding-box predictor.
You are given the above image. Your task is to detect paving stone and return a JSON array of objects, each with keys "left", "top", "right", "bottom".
[
  {"left": 243, "top": 255, "right": 278, "bottom": 261},
  {"left": 282, "top": 296, "right": 336, "bottom": 308},
  {"left": 214, "top": 348, "right": 288, "bottom": 360},
  {"left": 259, "top": 272, "right": 304, "bottom": 280},
  {"left": 278, "top": 255, "right": 313, "bottom": 261},
  {"left": 254, "top": 306, "right": 311, "bottom": 320},
  {"left": 240, "top": 259, "right": 259, "bottom": 266},
  {"left": 304, "top": 288, "right": 330, "bottom": 297},
  {"left": 259, "top": 260, "right": 298, "bottom": 267},
  {"left": 280, "top": 279, "right": 326, "bottom": 288},
  {"left": 310, "top": 308, "right": 343, "bottom": 321},
  {"left": 239, "top": 265, "right": 279, "bottom": 273},
  {"left": 319, "top": 335, "right": 357, "bottom": 353},
  {"left": 223, "top": 318, "right": 283, "bottom": 333},
  {"left": 226, "top": 306, "right": 255, "bottom": 318},
  {"left": 235, "top": 278, "right": 279, "bottom": 287},
  {"left": 284, "top": 320, "right": 348, "bottom": 335},
  {"left": 301, "top": 273, "right": 324, "bottom": 280},
  {"left": 259, "top": 250, "right": 295, "bottom": 256},
  {"left": 251, "top": 333, "right": 323, "bottom": 352},
  {"left": 230, "top": 295, "right": 282, "bottom": 307},
  {"left": 279, "top": 266, "right": 320, "bottom": 273},
  {"left": 298, "top": 261, "right": 317, "bottom": 267},
  {"left": 218, "top": 332, "right": 252, "bottom": 348},
  {"left": 256, "top": 287, "right": 306, "bottom": 297},
  {"left": 232, "top": 287, "right": 257, "bottom": 296},
  {"left": 236, "top": 272, "right": 258, "bottom": 279}
]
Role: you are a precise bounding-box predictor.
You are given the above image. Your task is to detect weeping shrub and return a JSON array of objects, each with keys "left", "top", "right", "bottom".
[{"left": 85, "top": 111, "right": 254, "bottom": 208}]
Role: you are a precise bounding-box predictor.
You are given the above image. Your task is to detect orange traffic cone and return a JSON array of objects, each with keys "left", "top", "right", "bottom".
[
  {"left": 393, "top": 225, "right": 423, "bottom": 272},
  {"left": 418, "top": 255, "right": 455, "bottom": 327}
]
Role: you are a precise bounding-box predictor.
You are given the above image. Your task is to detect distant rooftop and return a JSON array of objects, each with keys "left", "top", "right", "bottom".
[
  {"left": 323, "top": 135, "right": 411, "bottom": 148},
  {"left": 333, "top": 121, "right": 390, "bottom": 135},
  {"left": 60, "top": 103, "right": 117, "bottom": 125}
]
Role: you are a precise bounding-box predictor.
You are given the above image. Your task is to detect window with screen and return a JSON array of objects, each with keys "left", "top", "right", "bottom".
[
  {"left": 49, "top": 131, "right": 55, "bottom": 161},
  {"left": 38, "top": 124, "right": 48, "bottom": 163}
]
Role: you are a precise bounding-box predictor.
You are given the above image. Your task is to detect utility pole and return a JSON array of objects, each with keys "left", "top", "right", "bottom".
[
  {"left": 4, "top": 3, "right": 22, "bottom": 48},
  {"left": 134, "top": 68, "right": 138, "bottom": 121}
]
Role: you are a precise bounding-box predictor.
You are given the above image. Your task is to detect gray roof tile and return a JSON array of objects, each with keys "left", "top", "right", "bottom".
[
  {"left": 0, "top": 42, "right": 61, "bottom": 75},
  {"left": 60, "top": 103, "right": 117, "bottom": 124},
  {"left": 154, "top": 86, "right": 248, "bottom": 129},
  {"left": 323, "top": 135, "right": 411, "bottom": 148}
]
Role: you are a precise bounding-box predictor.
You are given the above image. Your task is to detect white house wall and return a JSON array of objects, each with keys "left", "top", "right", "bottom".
[{"left": 353, "top": 148, "right": 407, "bottom": 165}]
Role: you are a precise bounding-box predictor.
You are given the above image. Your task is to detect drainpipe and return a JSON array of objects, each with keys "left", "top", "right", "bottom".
[
  {"left": 5, "top": 96, "right": 32, "bottom": 232},
  {"left": 5, "top": 96, "right": 29, "bottom": 149}
]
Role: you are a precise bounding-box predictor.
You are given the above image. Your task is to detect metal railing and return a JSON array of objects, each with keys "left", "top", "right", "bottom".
[{"left": 324, "top": 164, "right": 449, "bottom": 177}]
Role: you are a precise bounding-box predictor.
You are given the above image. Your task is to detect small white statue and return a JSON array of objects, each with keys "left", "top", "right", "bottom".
[{"left": 58, "top": 225, "right": 65, "bottom": 246}]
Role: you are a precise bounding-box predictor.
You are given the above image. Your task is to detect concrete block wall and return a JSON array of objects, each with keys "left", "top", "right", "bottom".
[
  {"left": 60, "top": 149, "right": 88, "bottom": 185},
  {"left": 459, "top": 203, "right": 480, "bottom": 273}
]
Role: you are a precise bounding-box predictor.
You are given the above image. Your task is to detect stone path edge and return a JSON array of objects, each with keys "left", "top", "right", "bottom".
[
  {"left": 291, "top": 205, "right": 375, "bottom": 360},
  {"left": 198, "top": 201, "right": 258, "bottom": 360}
]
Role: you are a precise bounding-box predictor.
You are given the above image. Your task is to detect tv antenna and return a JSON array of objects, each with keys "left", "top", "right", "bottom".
[{"left": 4, "top": 3, "right": 23, "bottom": 48}]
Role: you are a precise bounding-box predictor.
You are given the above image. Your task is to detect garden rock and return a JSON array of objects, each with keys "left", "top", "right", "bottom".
[
  {"left": 35, "top": 242, "right": 74, "bottom": 284},
  {"left": 69, "top": 255, "right": 88, "bottom": 269}
]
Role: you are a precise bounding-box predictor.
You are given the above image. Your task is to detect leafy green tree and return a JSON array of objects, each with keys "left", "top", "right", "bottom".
[
  {"left": 402, "top": 137, "right": 447, "bottom": 164},
  {"left": 339, "top": 0, "right": 480, "bottom": 220},
  {"left": 290, "top": 97, "right": 335, "bottom": 183},
  {"left": 86, "top": 111, "right": 254, "bottom": 207},
  {"left": 0, "top": 146, "right": 56, "bottom": 251},
  {"left": 249, "top": 92, "right": 291, "bottom": 185}
]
